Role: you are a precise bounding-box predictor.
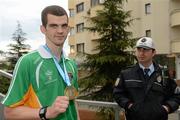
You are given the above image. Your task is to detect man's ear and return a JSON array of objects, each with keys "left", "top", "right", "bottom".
[
  {"left": 40, "top": 25, "right": 46, "bottom": 34},
  {"left": 152, "top": 49, "right": 156, "bottom": 56},
  {"left": 67, "top": 26, "right": 70, "bottom": 33}
]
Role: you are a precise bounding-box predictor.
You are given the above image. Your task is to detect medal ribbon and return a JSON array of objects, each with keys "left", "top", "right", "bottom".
[{"left": 43, "top": 45, "right": 71, "bottom": 86}]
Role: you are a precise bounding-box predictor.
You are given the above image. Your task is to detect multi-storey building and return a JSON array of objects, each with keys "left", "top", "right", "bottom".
[{"left": 68, "top": 0, "right": 180, "bottom": 79}]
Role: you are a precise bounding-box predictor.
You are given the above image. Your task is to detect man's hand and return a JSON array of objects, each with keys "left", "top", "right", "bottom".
[{"left": 46, "top": 96, "right": 69, "bottom": 119}]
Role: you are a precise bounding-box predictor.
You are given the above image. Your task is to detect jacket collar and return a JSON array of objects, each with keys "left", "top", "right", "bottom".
[
  {"left": 135, "top": 62, "right": 161, "bottom": 74},
  {"left": 37, "top": 45, "right": 70, "bottom": 60}
]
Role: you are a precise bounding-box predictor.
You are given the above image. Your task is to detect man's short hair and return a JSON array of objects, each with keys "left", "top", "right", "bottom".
[{"left": 41, "top": 5, "right": 68, "bottom": 27}]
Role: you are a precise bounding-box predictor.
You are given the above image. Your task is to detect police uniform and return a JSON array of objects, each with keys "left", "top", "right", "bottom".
[
  {"left": 113, "top": 62, "right": 180, "bottom": 120},
  {"left": 2, "top": 46, "right": 79, "bottom": 120}
]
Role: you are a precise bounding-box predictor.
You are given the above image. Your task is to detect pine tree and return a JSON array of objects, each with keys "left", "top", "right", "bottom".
[
  {"left": 0, "top": 50, "right": 10, "bottom": 94},
  {"left": 0, "top": 50, "right": 4, "bottom": 55},
  {"left": 7, "top": 21, "right": 30, "bottom": 70},
  {"left": 79, "top": 0, "right": 136, "bottom": 102},
  {"left": 0, "top": 50, "right": 8, "bottom": 70}
]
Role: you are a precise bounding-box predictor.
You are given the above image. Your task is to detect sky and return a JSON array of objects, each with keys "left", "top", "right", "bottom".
[{"left": 0, "top": 0, "right": 69, "bottom": 53}]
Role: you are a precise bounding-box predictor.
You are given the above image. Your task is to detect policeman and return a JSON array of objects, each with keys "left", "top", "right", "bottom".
[{"left": 113, "top": 37, "right": 180, "bottom": 120}]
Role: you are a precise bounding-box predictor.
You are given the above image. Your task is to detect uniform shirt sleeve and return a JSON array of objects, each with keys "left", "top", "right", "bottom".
[{"left": 2, "top": 56, "right": 30, "bottom": 107}]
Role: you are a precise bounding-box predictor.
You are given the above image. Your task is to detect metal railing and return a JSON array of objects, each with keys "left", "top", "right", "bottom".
[
  {"left": 0, "top": 70, "right": 122, "bottom": 120},
  {"left": 76, "top": 99, "right": 122, "bottom": 120},
  {"left": 0, "top": 70, "right": 12, "bottom": 79},
  {"left": 0, "top": 93, "right": 5, "bottom": 120},
  {"left": 0, "top": 70, "right": 180, "bottom": 120}
]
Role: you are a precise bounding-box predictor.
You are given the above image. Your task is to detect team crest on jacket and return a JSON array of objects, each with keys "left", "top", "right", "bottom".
[
  {"left": 45, "top": 70, "right": 53, "bottom": 81},
  {"left": 157, "top": 75, "right": 162, "bottom": 83},
  {"left": 115, "top": 78, "right": 120, "bottom": 86}
]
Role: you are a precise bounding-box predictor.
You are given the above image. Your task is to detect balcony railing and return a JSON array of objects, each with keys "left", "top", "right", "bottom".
[{"left": 171, "top": 9, "right": 180, "bottom": 27}]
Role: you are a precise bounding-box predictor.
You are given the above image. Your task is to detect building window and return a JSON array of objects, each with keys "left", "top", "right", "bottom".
[
  {"left": 70, "top": 45, "right": 75, "bottom": 54},
  {"left": 145, "top": 3, "right": 151, "bottom": 14},
  {"left": 76, "top": 23, "right": 84, "bottom": 33},
  {"left": 145, "top": 30, "right": 151, "bottom": 37},
  {"left": 76, "top": 3, "right": 84, "bottom": 13},
  {"left": 69, "top": 9, "right": 75, "bottom": 17},
  {"left": 70, "top": 27, "right": 75, "bottom": 36},
  {"left": 77, "top": 43, "right": 84, "bottom": 53},
  {"left": 91, "top": 0, "right": 99, "bottom": 7}
]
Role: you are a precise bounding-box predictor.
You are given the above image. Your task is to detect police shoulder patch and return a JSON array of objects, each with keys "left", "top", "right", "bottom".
[
  {"left": 115, "top": 78, "right": 121, "bottom": 86},
  {"left": 174, "top": 86, "right": 180, "bottom": 94},
  {"left": 157, "top": 75, "right": 162, "bottom": 83}
]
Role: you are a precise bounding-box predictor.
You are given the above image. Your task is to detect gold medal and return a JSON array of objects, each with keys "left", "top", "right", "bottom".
[{"left": 64, "top": 86, "right": 78, "bottom": 100}]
